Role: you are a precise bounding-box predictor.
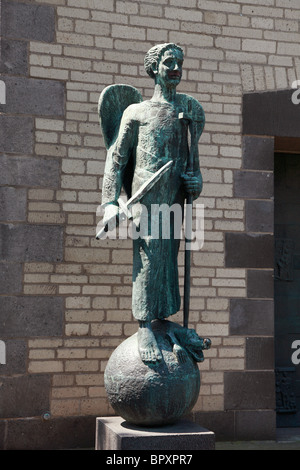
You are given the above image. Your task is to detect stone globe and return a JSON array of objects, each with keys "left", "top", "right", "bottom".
[{"left": 104, "top": 320, "right": 203, "bottom": 427}]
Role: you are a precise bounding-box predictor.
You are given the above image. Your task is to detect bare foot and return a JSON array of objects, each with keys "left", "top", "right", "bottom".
[{"left": 138, "top": 321, "right": 162, "bottom": 364}]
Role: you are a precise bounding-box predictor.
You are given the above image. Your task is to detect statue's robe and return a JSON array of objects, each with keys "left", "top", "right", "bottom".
[{"left": 102, "top": 96, "right": 201, "bottom": 322}]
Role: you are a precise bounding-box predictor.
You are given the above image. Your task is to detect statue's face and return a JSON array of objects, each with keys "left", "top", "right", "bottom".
[{"left": 155, "top": 48, "right": 183, "bottom": 88}]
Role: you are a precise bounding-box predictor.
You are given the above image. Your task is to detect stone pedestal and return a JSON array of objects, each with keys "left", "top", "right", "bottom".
[{"left": 95, "top": 416, "right": 215, "bottom": 450}]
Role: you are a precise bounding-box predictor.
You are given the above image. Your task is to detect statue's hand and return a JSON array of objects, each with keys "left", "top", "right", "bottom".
[
  {"left": 181, "top": 173, "right": 203, "bottom": 199},
  {"left": 103, "top": 204, "right": 119, "bottom": 227}
]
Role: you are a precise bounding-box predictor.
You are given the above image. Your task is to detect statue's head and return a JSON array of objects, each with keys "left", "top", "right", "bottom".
[{"left": 144, "top": 43, "right": 184, "bottom": 87}]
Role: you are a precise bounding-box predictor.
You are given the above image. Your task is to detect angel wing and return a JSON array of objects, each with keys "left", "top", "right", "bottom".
[{"left": 98, "top": 84, "right": 143, "bottom": 198}]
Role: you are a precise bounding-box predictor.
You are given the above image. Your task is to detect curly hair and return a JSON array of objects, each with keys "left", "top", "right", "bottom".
[{"left": 144, "top": 43, "right": 184, "bottom": 78}]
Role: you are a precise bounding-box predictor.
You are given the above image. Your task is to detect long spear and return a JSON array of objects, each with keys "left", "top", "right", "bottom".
[{"left": 179, "top": 100, "right": 198, "bottom": 328}]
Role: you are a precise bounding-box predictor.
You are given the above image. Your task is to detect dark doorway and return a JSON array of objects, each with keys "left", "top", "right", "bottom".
[{"left": 275, "top": 152, "right": 300, "bottom": 427}]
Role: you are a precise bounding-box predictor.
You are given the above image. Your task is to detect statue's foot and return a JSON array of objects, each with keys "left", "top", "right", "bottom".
[{"left": 138, "top": 322, "right": 162, "bottom": 364}]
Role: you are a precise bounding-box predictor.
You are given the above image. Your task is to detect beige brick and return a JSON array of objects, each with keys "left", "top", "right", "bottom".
[
  {"left": 66, "top": 309, "right": 105, "bottom": 322},
  {"left": 92, "top": 297, "right": 118, "bottom": 309},
  {"left": 65, "top": 323, "right": 89, "bottom": 336},
  {"left": 66, "top": 296, "right": 91, "bottom": 309},
  {"left": 29, "top": 361, "right": 63, "bottom": 373},
  {"left": 199, "top": 0, "right": 240, "bottom": 13},
  {"left": 222, "top": 26, "right": 263, "bottom": 39},
  {"left": 28, "top": 213, "right": 66, "bottom": 224},
  {"left": 204, "top": 11, "right": 226, "bottom": 25},
  {"left": 28, "top": 189, "right": 54, "bottom": 200},
  {"left": 24, "top": 285, "right": 57, "bottom": 295},
  {"left": 242, "top": 5, "right": 283, "bottom": 17},
  {"left": 36, "top": 131, "right": 58, "bottom": 144},
  {"left": 24, "top": 263, "right": 54, "bottom": 273},
  {"left": 59, "top": 286, "right": 81, "bottom": 294},
  {"left": 91, "top": 323, "right": 122, "bottom": 337},
  {"left": 29, "top": 339, "right": 63, "bottom": 348},
  {"left": 242, "top": 39, "right": 276, "bottom": 54},
  {"left": 30, "top": 66, "right": 69, "bottom": 80},
  {"left": 80, "top": 397, "right": 109, "bottom": 416},
  {"left": 52, "top": 375, "right": 75, "bottom": 387},
  {"left": 30, "top": 54, "right": 52, "bottom": 67},
  {"left": 197, "top": 323, "right": 228, "bottom": 337},
  {"left": 211, "top": 358, "right": 244, "bottom": 370},
  {"left": 67, "top": 0, "right": 114, "bottom": 10},
  {"left": 62, "top": 175, "right": 97, "bottom": 190},
  {"left": 29, "top": 349, "right": 55, "bottom": 360},
  {"left": 62, "top": 159, "right": 85, "bottom": 174},
  {"left": 30, "top": 42, "right": 62, "bottom": 55},
  {"left": 51, "top": 399, "right": 80, "bottom": 416},
  {"left": 57, "top": 7, "right": 90, "bottom": 19},
  {"left": 35, "top": 143, "right": 67, "bottom": 158},
  {"left": 65, "top": 360, "right": 99, "bottom": 372},
  {"left": 116, "top": 1, "right": 139, "bottom": 14},
  {"left": 52, "top": 387, "right": 87, "bottom": 398}
]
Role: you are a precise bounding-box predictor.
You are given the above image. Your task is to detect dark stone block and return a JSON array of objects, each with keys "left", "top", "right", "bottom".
[
  {"left": 0, "top": 76, "right": 65, "bottom": 116},
  {"left": 246, "top": 337, "right": 274, "bottom": 370},
  {"left": 2, "top": 1, "right": 55, "bottom": 43},
  {"left": 0, "top": 155, "right": 60, "bottom": 187},
  {"left": 230, "top": 299, "right": 274, "bottom": 336},
  {"left": 225, "top": 233, "right": 274, "bottom": 268},
  {"left": 0, "top": 224, "right": 64, "bottom": 263},
  {"left": 5, "top": 416, "right": 96, "bottom": 450},
  {"left": 96, "top": 417, "right": 215, "bottom": 450},
  {"left": 0, "top": 262, "right": 23, "bottom": 294},
  {"left": 194, "top": 410, "right": 235, "bottom": 441},
  {"left": 0, "top": 374, "right": 50, "bottom": 419},
  {"left": 0, "top": 420, "right": 5, "bottom": 450},
  {"left": 246, "top": 200, "right": 274, "bottom": 233},
  {"left": 0, "top": 187, "right": 27, "bottom": 221},
  {"left": 247, "top": 269, "right": 274, "bottom": 298},
  {"left": 0, "top": 38, "right": 28, "bottom": 75},
  {"left": 224, "top": 371, "right": 276, "bottom": 410},
  {"left": 0, "top": 339, "right": 27, "bottom": 374},
  {"left": 243, "top": 89, "right": 300, "bottom": 138},
  {"left": 235, "top": 410, "right": 276, "bottom": 441},
  {"left": 0, "top": 116, "right": 33, "bottom": 154},
  {"left": 233, "top": 170, "right": 273, "bottom": 199},
  {"left": 0, "top": 296, "right": 64, "bottom": 338},
  {"left": 242, "top": 136, "right": 274, "bottom": 171}
]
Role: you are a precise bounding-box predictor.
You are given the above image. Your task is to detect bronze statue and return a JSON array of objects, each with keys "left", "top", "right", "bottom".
[
  {"left": 99, "top": 43, "right": 205, "bottom": 363},
  {"left": 97, "top": 44, "right": 210, "bottom": 425}
]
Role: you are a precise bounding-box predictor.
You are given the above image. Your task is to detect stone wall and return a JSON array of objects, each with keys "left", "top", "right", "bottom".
[{"left": 1, "top": 0, "right": 300, "bottom": 449}]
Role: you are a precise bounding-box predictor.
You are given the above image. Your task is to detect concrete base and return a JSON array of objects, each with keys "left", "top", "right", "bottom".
[{"left": 95, "top": 416, "right": 215, "bottom": 450}]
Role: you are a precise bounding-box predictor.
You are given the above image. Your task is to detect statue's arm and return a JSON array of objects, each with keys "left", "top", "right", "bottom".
[
  {"left": 102, "top": 106, "right": 138, "bottom": 207},
  {"left": 181, "top": 145, "right": 203, "bottom": 200}
]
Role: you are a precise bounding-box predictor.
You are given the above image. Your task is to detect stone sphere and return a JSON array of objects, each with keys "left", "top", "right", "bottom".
[{"left": 104, "top": 320, "right": 200, "bottom": 426}]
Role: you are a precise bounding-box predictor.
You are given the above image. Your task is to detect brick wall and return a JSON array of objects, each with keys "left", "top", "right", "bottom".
[{"left": 1, "top": 0, "right": 300, "bottom": 449}]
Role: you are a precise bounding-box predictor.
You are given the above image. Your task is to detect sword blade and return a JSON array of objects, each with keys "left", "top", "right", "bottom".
[
  {"left": 96, "top": 160, "right": 173, "bottom": 239},
  {"left": 126, "top": 160, "right": 173, "bottom": 208}
]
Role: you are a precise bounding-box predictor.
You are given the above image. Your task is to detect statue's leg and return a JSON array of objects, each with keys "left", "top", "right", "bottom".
[{"left": 138, "top": 320, "right": 162, "bottom": 363}]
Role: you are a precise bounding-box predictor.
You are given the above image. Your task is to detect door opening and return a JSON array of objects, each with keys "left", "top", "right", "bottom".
[{"left": 275, "top": 152, "right": 300, "bottom": 427}]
